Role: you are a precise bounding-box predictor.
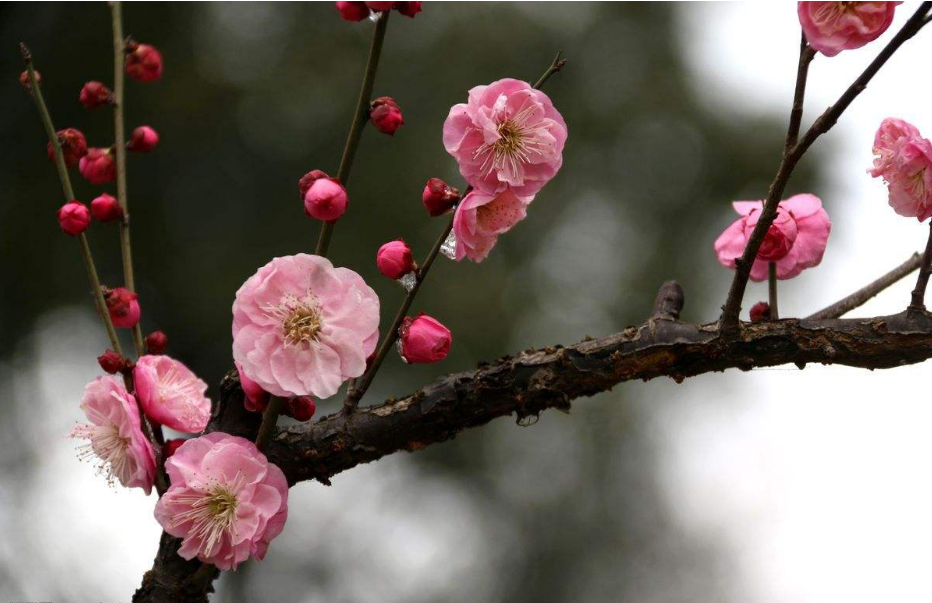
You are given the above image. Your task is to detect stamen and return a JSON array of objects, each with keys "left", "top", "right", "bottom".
[
  {"left": 169, "top": 473, "right": 244, "bottom": 558},
  {"left": 264, "top": 293, "right": 323, "bottom": 347}
]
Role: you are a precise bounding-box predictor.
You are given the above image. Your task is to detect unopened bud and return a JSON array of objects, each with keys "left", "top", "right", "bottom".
[
  {"left": 394, "top": 1, "right": 422, "bottom": 18},
  {"left": 47, "top": 128, "right": 87, "bottom": 168},
  {"left": 304, "top": 178, "right": 348, "bottom": 221},
  {"left": 369, "top": 96, "right": 403, "bottom": 136},
  {"left": 104, "top": 287, "right": 141, "bottom": 329},
  {"left": 125, "top": 43, "right": 163, "bottom": 82},
  {"left": 285, "top": 396, "right": 317, "bottom": 422},
  {"left": 377, "top": 239, "right": 415, "bottom": 280},
  {"left": 127, "top": 125, "right": 159, "bottom": 152},
  {"left": 335, "top": 1, "right": 370, "bottom": 21},
  {"left": 749, "top": 302, "right": 771, "bottom": 323},
  {"left": 79, "top": 81, "right": 114, "bottom": 109},
  {"left": 97, "top": 349, "right": 127, "bottom": 374},
  {"left": 90, "top": 193, "right": 123, "bottom": 223},
  {"left": 398, "top": 313, "right": 452, "bottom": 364},
  {"left": 298, "top": 169, "right": 330, "bottom": 198},
  {"left": 422, "top": 178, "right": 460, "bottom": 217},
  {"left": 145, "top": 330, "right": 168, "bottom": 354},
  {"left": 57, "top": 200, "right": 90, "bottom": 236},
  {"left": 19, "top": 69, "right": 40, "bottom": 91},
  {"left": 79, "top": 148, "right": 116, "bottom": 184}
]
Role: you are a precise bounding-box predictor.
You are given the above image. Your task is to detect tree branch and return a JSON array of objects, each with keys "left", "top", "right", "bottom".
[{"left": 807, "top": 252, "right": 921, "bottom": 320}]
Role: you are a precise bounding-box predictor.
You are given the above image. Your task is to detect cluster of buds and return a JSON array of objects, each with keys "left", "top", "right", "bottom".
[
  {"left": 335, "top": 1, "right": 421, "bottom": 22},
  {"left": 398, "top": 313, "right": 451, "bottom": 364},
  {"left": 103, "top": 286, "right": 141, "bottom": 329},
  {"left": 79, "top": 81, "right": 114, "bottom": 109},
  {"left": 300, "top": 169, "right": 349, "bottom": 221},
  {"left": 369, "top": 96, "right": 403, "bottom": 136},
  {"left": 422, "top": 178, "right": 460, "bottom": 217}
]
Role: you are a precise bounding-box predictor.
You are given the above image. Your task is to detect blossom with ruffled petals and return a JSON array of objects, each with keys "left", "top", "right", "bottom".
[
  {"left": 232, "top": 254, "right": 380, "bottom": 398},
  {"left": 443, "top": 78, "right": 567, "bottom": 196},
  {"left": 714, "top": 194, "right": 831, "bottom": 281},
  {"left": 869, "top": 117, "right": 932, "bottom": 221},
  {"left": 134, "top": 355, "right": 211, "bottom": 433},
  {"left": 70, "top": 376, "right": 156, "bottom": 494},
  {"left": 154, "top": 433, "right": 288, "bottom": 570},
  {"left": 798, "top": 2, "right": 900, "bottom": 57},
  {"left": 452, "top": 188, "right": 533, "bottom": 262}
]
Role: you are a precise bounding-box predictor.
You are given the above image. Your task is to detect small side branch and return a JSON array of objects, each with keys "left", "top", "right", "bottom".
[
  {"left": 908, "top": 223, "right": 932, "bottom": 315},
  {"left": 808, "top": 252, "right": 922, "bottom": 320}
]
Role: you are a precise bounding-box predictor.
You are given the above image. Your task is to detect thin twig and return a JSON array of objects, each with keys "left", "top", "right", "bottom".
[
  {"left": 807, "top": 252, "right": 922, "bottom": 320},
  {"left": 315, "top": 11, "right": 391, "bottom": 257},
  {"left": 344, "top": 53, "right": 566, "bottom": 411},
  {"left": 784, "top": 35, "right": 815, "bottom": 154},
  {"left": 768, "top": 262, "right": 779, "bottom": 319},
  {"left": 255, "top": 396, "right": 284, "bottom": 452},
  {"left": 21, "top": 44, "right": 123, "bottom": 355},
  {"left": 720, "top": 3, "right": 932, "bottom": 334},
  {"left": 110, "top": 1, "right": 145, "bottom": 356},
  {"left": 909, "top": 223, "right": 932, "bottom": 315}
]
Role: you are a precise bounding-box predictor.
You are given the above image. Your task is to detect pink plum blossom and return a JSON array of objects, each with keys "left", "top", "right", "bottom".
[
  {"left": 154, "top": 433, "right": 288, "bottom": 570},
  {"left": 134, "top": 354, "right": 211, "bottom": 433},
  {"left": 232, "top": 254, "right": 380, "bottom": 399},
  {"left": 70, "top": 376, "right": 156, "bottom": 494},
  {"left": 798, "top": 2, "right": 900, "bottom": 57},
  {"left": 869, "top": 117, "right": 932, "bottom": 221},
  {"left": 714, "top": 194, "right": 832, "bottom": 281},
  {"left": 443, "top": 78, "right": 567, "bottom": 196},
  {"left": 452, "top": 188, "right": 533, "bottom": 262}
]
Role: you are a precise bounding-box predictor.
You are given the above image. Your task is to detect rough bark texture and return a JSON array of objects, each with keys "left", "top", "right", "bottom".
[{"left": 135, "top": 305, "right": 932, "bottom": 602}]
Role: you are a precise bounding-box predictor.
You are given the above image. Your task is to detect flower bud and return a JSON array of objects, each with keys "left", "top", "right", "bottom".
[
  {"left": 163, "top": 438, "right": 186, "bottom": 459},
  {"left": 394, "top": 1, "right": 422, "bottom": 17},
  {"left": 399, "top": 314, "right": 452, "bottom": 364},
  {"left": 422, "top": 178, "right": 460, "bottom": 217},
  {"left": 90, "top": 193, "right": 123, "bottom": 223},
  {"left": 304, "top": 178, "right": 348, "bottom": 221},
  {"left": 97, "top": 349, "right": 128, "bottom": 374},
  {"left": 104, "top": 287, "right": 141, "bottom": 329},
  {"left": 127, "top": 125, "right": 159, "bottom": 152},
  {"left": 57, "top": 200, "right": 90, "bottom": 236},
  {"left": 285, "top": 396, "right": 317, "bottom": 422},
  {"left": 236, "top": 362, "right": 269, "bottom": 413},
  {"left": 749, "top": 302, "right": 771, "bottom": 323},
  {"left": 366, "top": 1, "right": 394, "bottom": 10},
  {"left": 19, "top": 69, "right": 40, "bottom": 91},
  {"left": 79, "top": 81, "right": 113, "bottom": 109},
  {"left": 335, "top": 1, "right": 370, "bottom": 21},
  {"left": 145, "top": 330, "right": 168, "bottom": 354},
  {"left": 125, "top": 43, "right": 163, "bottom": 82},
  {"left": 298, "top": 169, "right": 330, "bottom": 198},
  {"left": 377, "top": 239, "right": 415, "bottom": 280},
  {"left": 47, "top": 128, "right": 87, "bottom": 168},
  {"left": 79, "top": 148, "right": 116, "bottom": 184},
  {"left": 369, "top": 96, "right": 403, "bottom": 136}
]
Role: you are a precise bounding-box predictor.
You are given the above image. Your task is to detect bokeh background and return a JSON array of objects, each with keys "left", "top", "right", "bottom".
[{"left": 2, "top": 2, "right": 932, "bottom": 602}]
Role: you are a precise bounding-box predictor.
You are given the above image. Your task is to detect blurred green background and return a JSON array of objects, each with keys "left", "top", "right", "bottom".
[{"left": 0, "top": 3, "right": 822, "bottom": 601}]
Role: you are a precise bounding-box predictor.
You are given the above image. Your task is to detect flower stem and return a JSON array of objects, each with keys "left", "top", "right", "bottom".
[
  {"left": 315, "top": 11, "right": 391, "bottom": 258},
  {"left": 110, "top": 0, "right": 145, "bottom": 357},
  {"left": 255, "top": 396, "right": 284, "bottom": 452},
  {"left": 768, "top": 262, "right": 779, "bottom": 320},
  {"left": 344, "top": 216, "right": 454, "bottom": 411},
  {"left": 908, "top": 222, "right": 932, "bottom": 315},
  {"left": 20, "top": 45, "right": 123, "bottom": 355},
  {"left": 532, "top": 51, "right": 566, "bottom": 90}
]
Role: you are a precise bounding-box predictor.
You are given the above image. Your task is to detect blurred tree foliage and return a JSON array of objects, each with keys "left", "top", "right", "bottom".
[{"left": 0, "top": 3, "right": 819, "bottom": 601}]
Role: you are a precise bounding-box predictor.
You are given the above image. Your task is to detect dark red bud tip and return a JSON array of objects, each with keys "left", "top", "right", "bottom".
[
  {"left": 285, "top": 396, "right": 317, "bottom": 422},
  {"left": 336, "top": 1, "right": 371, "bottom": 21},
  {"left": 97, "top": 349, "right": 128, "bottom": 375},
  {"left": 163, "top": 439, "right": 186, "bottom": 459},
  {"left": 298, "top": 169, "right": 331, "bottom": 198},
  {"left": 19, "top": 69, "right": 40, "bottom": 91},
  {"left": 393, "top": 1, "right": 421, "bottom": 18},
  {"left": 749, "top": 302, "right": 771, "bottom": 323},
  {"left": 145, "top": 330, "right": 168, "bottom": 354},
  {"left": 369, "top": 96, "right": 403, "bottom": 136}
]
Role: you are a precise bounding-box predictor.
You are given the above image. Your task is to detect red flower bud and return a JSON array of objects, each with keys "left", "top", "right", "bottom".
[
  {"left": 127, "top": 125, "right": 159, "bottom": 152},
  {"left": 125, "top": 43, "right": 163, "bottom": 82},
  {"left": 399, "top": 314, "right": 451, "bottom": 364},
  {"left": 335, "top": 1, "right": 370, "bottom": 21},
  {"left": 285, "top": 396, "right": 317, "bottom": 422},
  {"left": 90, "top": 193, "right": 123, "bottom": 223},
  {"left": 377, "top": 239, "right": 415, "bottom": 280},
  {"left": 47, "top": 128, "right": 87, "bottom": 168},
  {"left": 57, "top": 200, "right": 90, "bottom": 236},
  {"left": 304, "top": 178, "right": 348, "bottom": 221},
  {"left": 19, "top": 69, "right": 40, "bottom": 91},
  {"left": 393, "top": 1, "right": 422, "bottom": 17},
  {"left": 369, "top": 96, "right": 403, "bottom": 136},
  {"left": 104, "top": 287, "right": 141, "bottom": 329},
  {"left": 79, "top": 81, "right": 113, "bottom": 109},
  {"left": 79, "top": 148, "right": 116, "bottom": 184},
  {"left": 366, "top": 1, "right": 394, "bottom": 10},
  {"left": 298, "top": 169, "right": 330, "bottom": 198},
  {"left": 236, "top": 362, "right": 270, "bottom": 413},
  {"left": 422, "top": 178, "right": 460, "bottom": 217},
  {"left": 97, "top": 349, "right": 128, "bottom": 374},
  {"left": 749, "top": 302, "right": 771, "bottom": 323},
  {"left": 163, "top": 438, "right": 186, "bottom": 459},
  {"left": 145, "top": 330, "right": 168, "bottom": 354}
]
